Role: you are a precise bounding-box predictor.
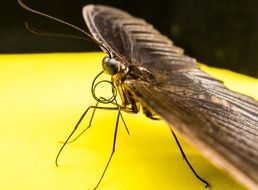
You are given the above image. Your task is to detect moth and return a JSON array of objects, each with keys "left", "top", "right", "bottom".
[{"left": 18, "top": 1, "right": 258, "bottom": 189}]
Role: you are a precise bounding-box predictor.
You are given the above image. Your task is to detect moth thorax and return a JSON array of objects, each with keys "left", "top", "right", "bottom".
[{"left": 102, "top": 56, "right": 121, "bottom": 75}]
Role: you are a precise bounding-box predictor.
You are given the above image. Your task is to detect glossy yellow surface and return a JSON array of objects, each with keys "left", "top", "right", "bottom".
[{"left": 1, "top": 52, "right": 256, "bottom": 190}]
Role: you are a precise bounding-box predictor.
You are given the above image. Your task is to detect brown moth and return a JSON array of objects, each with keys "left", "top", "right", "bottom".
[
  {"left": 18, "top": 1, "right": 258, "bottom": 189},
  {"left": 82, "top": 5, "right": 258, "bottom": 189}
]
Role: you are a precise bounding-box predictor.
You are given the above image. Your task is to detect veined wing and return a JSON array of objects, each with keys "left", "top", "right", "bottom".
[
  {"left": 123, "top": 71, "right": 258, "bottom": 189},
  {"left": 83, "top": 4, "right": 196, "bottom": 73}
]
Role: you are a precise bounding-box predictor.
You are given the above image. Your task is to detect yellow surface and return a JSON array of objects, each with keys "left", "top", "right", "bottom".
[{"left": 1, "top": 52, "right": 256, "bottom": 190}]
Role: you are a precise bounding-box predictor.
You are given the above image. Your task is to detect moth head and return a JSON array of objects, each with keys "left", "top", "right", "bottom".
[{"left": 102, "top": 56, "right": 121, "bottom": 75}]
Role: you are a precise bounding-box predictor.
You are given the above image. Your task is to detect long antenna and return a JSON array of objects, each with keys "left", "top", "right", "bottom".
[
  {"left": 25, "top": 22, "right": 90, "bottom": 41},
  {"left": 18, "top": 0, "right": 112, "bottom": 58}
]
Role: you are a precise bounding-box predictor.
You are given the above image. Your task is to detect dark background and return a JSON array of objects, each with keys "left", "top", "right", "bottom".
[{"left": 2, "top": 0, "right": 258, "bottom": 77}]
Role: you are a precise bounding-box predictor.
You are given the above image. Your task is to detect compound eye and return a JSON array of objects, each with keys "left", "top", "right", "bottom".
[{"left": 102, "top": 56, "right": 120, "bottom": 75}]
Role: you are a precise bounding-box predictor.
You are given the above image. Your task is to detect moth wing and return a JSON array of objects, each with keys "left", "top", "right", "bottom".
[
  {"left": 83, "top": 4, "right": 196, "bottom": 72},
  {"left": 123, "top": 74, "right": 258, "bottom": 187}
]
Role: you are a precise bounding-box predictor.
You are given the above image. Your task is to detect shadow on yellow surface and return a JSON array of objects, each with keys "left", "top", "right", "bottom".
[{"left": 1, "top": 52, "right": 256, "bottom": 190}]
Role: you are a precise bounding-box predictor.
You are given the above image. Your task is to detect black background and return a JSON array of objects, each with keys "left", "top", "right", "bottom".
[{"left": 2, "top": 0, "right": 258, "bottom": 77}]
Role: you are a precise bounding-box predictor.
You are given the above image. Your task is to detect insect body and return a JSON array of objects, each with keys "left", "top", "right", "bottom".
[{"left": 83, "top": 5, "right": 258, "bottom": 189}]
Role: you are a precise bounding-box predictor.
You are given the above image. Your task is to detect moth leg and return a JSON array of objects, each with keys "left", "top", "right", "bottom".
[
  {"left": 171, "top": 129, "right": 210, "bottom": 188},
  {"left": 63, "top": 101, "right": 100, "bottom": 144},
  {"left": 142, "top": 106, "right": 160, "bottom": 120},
  {"left": 119, "top": 110, "right": 130, "bottom": 135},
  {"left": 93, "top": 106, "right": 122, "bottom": 190},
  {"left": 55, "top": 104, "right": 120, "bottom": 167}
]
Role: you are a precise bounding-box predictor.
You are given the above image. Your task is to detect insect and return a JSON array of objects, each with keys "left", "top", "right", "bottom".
[{"left": 18, "top": 1, "right": 258, "bottom": 189}]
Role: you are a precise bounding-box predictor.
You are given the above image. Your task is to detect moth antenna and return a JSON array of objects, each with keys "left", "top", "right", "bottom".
[
  {"left": 18, "top": 0, "right": 112, "bottom": 58},
  {"left": 25, "top": 22, "right": 90, "bottom": 41}
]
